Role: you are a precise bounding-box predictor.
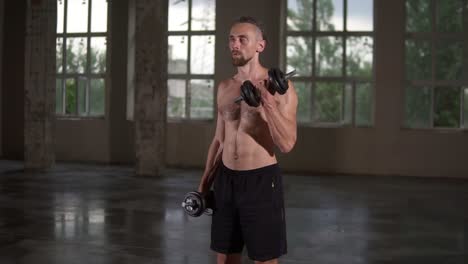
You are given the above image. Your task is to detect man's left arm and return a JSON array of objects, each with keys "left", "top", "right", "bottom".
[{"left": 259, "top": 80, "right": 298, "bottom": 153}]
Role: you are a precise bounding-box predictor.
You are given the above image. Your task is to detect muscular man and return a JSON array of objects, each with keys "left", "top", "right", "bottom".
[{"left": 197, "top": 16, "right": 298, "bottom": 264}]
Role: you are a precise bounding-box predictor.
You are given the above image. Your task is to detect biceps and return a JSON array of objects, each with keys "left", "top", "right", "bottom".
[{"left": 280, "top": 91, "right": 298, "bottom": 123}]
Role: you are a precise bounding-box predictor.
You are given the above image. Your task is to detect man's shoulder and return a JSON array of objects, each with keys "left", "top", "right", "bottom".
[
  {"left": 219, "top": 77, "right": 235, "bottom": 86},
  {"left": 217, "top": 77, "right": 236, "bottom": 91}
]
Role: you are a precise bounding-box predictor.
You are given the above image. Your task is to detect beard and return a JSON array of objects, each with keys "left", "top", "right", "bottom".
[{"left": 231, "top": 53, "right": 251, "bottom": 66}]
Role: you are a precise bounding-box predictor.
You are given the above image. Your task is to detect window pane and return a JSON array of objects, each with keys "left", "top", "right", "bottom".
[
  {"left": 190, "top": 79, "right": 214, "bottom": 119},
  {"left": 66, "top": 0, "right": 89, "bottom": 33},
  {"left": 437, "top": 0, "right": 465, "bottom": 32},
  {"left": 355, "top": 83, "right": 372, "bottom": 126},
  {"left": 436, "top": 40, "right": 463, "bottom": 81},
  {"left": 191, "top": 0, "right": 215, "bottom": 31},
  {"left": 90, "top": 37, "right": 107, "bottom": 73},
  {"left": 316, "top": 36, "right": 343, "bottom": 76},
  {"left": 464, "top": 88, "right": 468, "bottom": 128},
  {"left": 287, "top": 36, "right": 313, "bottom": 76},
  {"left": 287, "top": 0, "right": 313, "bottom": 31},
  {"left": 66, "top": 37, "right": 87, "bottom": 74},
  {"left": 294, "top": 82, "right": 312, "bottom": 123},
  {"left": 65, "top": 78, "right": 77, "bottom": 115},
  {"left": 314, "top": 82, "right": 343, "bottom": 122},
  {"left": 78, "top": 77, "right": 87, "bottom": 115},
  {"left": 56, "top": 38, "right": 63, "bottom": 73},
  {"left": 57, "top": 0, "right": 64, "bottom": 33},
  {"left": 405, "top": 40, "right": 431, "bottom": 80},
  {"left": 317, "top": 0, "right": 343, "bottom": 31},
  {"left": 168, "top": 0, "right": 188, "bottom": 31},
  {"left": 346, "top": 36, "right": 373, "bottom": 77},
  {"left": 405, "top": 85, "right": 431, "bottom": 128},
  {"left": 91, "top": 0, "right": 108, "bottom": 32},
  {"left": 90, "top": 79, "right": 105, "bottom": 116},
  {"left": 56, "top": 79, "right": 63, "bottom": 114},
  {"left": 191, "top": 35, "right": 215, "bottom": 74},
  {"left": 434, "top": 87, "right": 460, "bottom": 128},
  {"left": 406, "top": 0, "right": 431, "bottom": 32},
  {"left": 168, "top": 36, "right": 188, "bottom": 74},
  {"left": 347, "top": 0, "right": 373, "bottom": 31},
  {"left": 168, "top": 79, "right": 186, "bottom": 118}
]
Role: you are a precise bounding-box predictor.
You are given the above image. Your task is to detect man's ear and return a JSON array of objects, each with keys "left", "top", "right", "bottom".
[{"left": 256, "top": 39, "right": 266, "bottom": 53}]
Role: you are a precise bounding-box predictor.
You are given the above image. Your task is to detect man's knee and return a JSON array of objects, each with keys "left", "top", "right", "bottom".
[
  {"left": 254, "top": 259, "right": 278, "bottom": 264},
  {"left": 217, "top": 253, "right": 227, "bottom": 264},
  {"left": 217, "top": 253, "right": 241, "bottom": 264}
]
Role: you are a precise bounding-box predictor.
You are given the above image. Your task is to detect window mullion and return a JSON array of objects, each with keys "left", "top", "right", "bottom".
[
  {"left": 60, "top": 35, "right": 66, "bottom": 107},
  {"left": 312, "top": 0, "right": 317, "bottom": 77},
  {"left": 343, "top": 0, "right": 348, "bottom": 125},
  {"left": 62, "top": 0, "right": 69, "bottom": 115},
  {"left": 343, "top": 0, "right": 347, "bottom": 78},
  {"left": 430, "top": 0, "right": 436, "bottom": 128},
  {"left": 186, "top": 0, "right": 193, "bottom": 119},
  {"left": 311, "top": 0, "right": 317, "bottom": 122},
  {"left": 186, "top": 37, "right": 191, "bottom": 119},
  {"left": 86, "top": 0, "right": 92, "bottom": 116}
]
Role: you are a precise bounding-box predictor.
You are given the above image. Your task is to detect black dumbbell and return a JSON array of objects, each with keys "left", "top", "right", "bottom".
[
  {"left": 181, "top": 190, "right": 215, "bottom": 217},
  {"left": 234, "top": 68, "right": 296, "bottom": 107},
  {"left": 234, "top": 80, "right": 262, "bottom": 107},
  {"left": 268, "top": 68, "right": 296, "bottom": 95}
]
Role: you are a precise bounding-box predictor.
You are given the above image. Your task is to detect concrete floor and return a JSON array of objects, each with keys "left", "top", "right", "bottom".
[{"left": 0, "top": 160, "right": 467, "bottom": 264}]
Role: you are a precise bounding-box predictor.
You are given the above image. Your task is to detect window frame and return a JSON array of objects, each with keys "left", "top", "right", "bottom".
[
  {"left": 167, "top": 0, "right": 216, "bottom": 121},
  {"left": 56, "top": 0, "right": 110, "bottom": 118},
  {"left": 281, "top": 0, "right": 376, "bottom": 128},
  {"left": 403, "top": 0, "right": 468, "bottom": 130}
]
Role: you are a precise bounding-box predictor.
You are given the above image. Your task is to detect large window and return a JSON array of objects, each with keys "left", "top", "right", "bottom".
[
  {"left": 167, "top": 0, "right": 216, "bottom": 120},
  {"left": 285, "top": 0, "right": 374, "bottom": 126},
  {"left": 404, "top": 0, "right": 468, "bottom": 129},
  {"left": 56, "top": 0, "right": 108, "bottom": 117}
]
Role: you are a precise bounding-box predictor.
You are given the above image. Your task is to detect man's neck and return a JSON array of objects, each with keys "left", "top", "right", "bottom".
[{"left": 235, "top": 60, "right": 266, "bottom": 82}]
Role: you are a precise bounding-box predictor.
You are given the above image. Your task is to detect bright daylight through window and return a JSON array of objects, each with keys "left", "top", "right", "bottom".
[
  {"left": 56, "top": 0, "right": 108, "bottom": 117},
  {"left": 167, "top": 0, "right": 216, "bottom": 120},
  {"left": 404, "top": 0, "right": 468, "bottom": 129},
  {"left": 286, "top": 0, "right": 374, "bottom": 127}
]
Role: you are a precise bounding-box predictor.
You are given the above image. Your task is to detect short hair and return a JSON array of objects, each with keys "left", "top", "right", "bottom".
[{"left": 231, "top": 16, "right": 267, "bottom": 42}]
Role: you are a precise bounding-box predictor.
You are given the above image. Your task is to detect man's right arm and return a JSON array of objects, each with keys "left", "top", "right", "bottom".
[{"left": 197, "top": 84, "right": 225, "bottom": 194}]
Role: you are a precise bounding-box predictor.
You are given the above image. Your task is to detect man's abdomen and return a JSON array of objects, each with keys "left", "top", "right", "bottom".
[{"left": 222, "top": 130, "right": 276, "bottom": 170}]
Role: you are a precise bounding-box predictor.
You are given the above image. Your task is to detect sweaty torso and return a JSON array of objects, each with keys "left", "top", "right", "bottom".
[{"left": 218, "top": 77, "right": 277, "bottom": 170}]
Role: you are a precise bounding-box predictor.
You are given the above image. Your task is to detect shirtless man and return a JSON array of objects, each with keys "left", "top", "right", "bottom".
[{"left": 197, "top": 16, "right": 298, "bottom": 264}]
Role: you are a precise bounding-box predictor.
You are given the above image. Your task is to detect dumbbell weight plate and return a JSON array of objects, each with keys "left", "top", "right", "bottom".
[
  {"left": 268, "top": 68, "right": 288, "bottom": 95},
  {"left": 240, "top": 81, "right": 261, "bottom": 107},
  {"left": 181, "top": 191, "right": 205, "bottom": 217}
]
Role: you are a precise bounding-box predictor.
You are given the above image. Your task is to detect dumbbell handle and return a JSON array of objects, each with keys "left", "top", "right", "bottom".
[
  {"left": 234, "top": 69, "right": 296, "bottom": 105},
  {"left": 234, "top": 96, "right": 243, "bottom": 104},
  {"left": 284, "top": 69, "right": 297, "bottom": 80}
]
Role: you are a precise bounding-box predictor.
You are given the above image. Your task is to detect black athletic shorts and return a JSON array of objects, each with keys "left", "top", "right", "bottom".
[{"left": 210, "top": 162, "right": 287, "bottom": 262}]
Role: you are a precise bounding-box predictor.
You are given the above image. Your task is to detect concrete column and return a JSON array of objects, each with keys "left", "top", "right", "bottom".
[
  {"left": 24, "top": 0, "right": 56, "bottom": 170},
  {"left": 132, "top": 0, "right": 168, "bottom": 176}
]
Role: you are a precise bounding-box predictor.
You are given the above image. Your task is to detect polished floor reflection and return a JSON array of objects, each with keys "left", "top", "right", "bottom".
[{"left": 0, "top": 160, "right": 467, "bottom": 264}]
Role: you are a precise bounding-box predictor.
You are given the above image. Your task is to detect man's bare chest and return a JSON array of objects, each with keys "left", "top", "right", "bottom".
[{"left": 218, "top": 85, "right": 265, "bottom": 123}]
